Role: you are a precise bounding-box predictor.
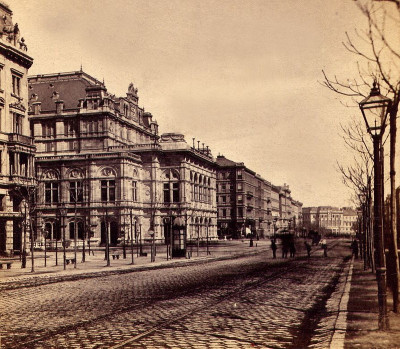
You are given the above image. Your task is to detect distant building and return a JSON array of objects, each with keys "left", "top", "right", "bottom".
[
  {"left": 302, "top": 206, "right": 358, "bottom": 236},
  {"left": 28, "top": 70, "right": 217, "bottom": 253},
  {"left": 216, "top": 155, "right": 302, "bottom": 238},
  {"left": 0, "top": 3, "right": 35, "bottom": 256}
]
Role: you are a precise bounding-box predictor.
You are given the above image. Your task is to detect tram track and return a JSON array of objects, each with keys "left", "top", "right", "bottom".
[{"left": 6, "top": 240, "right": 347, "bottom": 348}]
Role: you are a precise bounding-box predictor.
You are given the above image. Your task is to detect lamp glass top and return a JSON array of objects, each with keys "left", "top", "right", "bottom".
[{"left": 359, "top": 83, "right": 392, "bottom": 137}]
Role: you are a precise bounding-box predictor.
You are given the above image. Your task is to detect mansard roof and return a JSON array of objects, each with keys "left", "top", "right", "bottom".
[{"left": 28, "top": 71, "right": 105, "bottom": 111}]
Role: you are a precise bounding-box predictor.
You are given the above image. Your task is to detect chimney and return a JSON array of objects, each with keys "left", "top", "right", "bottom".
[
  {"left": 55, "top": 100, "right": 64, "bottom": 114},
  {"left": 32, "top": 102, "right": 41, "bottom": 115}
]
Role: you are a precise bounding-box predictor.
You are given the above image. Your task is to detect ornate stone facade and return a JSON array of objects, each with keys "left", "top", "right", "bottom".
[
  {"left": 0, "top": 3, "right": 35, "bottom": 256},
  {"left": 28, "top": 71, "right": 217, "bottom": 251}
]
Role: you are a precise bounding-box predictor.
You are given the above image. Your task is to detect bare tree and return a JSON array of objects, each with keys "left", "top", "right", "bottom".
[{"left": 322, "top": 0, "right": 400, "bottom": 313}]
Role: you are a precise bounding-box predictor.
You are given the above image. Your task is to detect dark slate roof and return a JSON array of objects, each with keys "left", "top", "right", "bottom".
[
  {"left": 216, "top": 155, "right": 240, "bottom": 167},
  {"left": 28, "top": 72, "right": 103, "bottom": 112}
]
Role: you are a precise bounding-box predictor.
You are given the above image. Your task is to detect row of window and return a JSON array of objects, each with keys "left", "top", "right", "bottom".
[
  {"left": 45, "top": 180, "right": 137, "bottom": 204},
  {"left": 39, "top": 118, "right": 152, "bottom": 143},
  {"left": 190, "top": 184, "right": 212, "bottom": 203},
  {"left": 44, "top": 178, "right": 214, "bottom": 205},
  {"left": 218, "top": 207, "right": 244, "bottom": 218}
]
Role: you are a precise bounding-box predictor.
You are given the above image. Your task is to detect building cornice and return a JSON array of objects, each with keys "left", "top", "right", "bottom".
[{"left": 0, "top": 40, "right": 33, "bottom": 69}]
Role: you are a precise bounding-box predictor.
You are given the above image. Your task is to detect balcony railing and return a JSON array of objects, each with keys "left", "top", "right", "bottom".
[{"left": 8, "top": 133, "right": 34, "bottom": 146}]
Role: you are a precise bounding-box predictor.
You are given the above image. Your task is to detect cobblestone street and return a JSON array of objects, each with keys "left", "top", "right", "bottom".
[{"left": 0, "top": 241, "right": 351, "bottom": 348}]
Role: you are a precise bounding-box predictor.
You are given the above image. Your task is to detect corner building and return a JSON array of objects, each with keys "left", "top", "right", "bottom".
[
  {"left": 28, "top": 71, "right": 217, "bottom": 251},
  {"left": 216, "top": 155, "right": 302, "bottom": 238},
  {"left": 0, "top": 4, "right": 35, "bottom": 256}
]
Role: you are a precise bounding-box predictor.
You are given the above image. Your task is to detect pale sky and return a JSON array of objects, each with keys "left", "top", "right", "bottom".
[{"left": 10, "top": 0, "right": 370, "bottom": 207}]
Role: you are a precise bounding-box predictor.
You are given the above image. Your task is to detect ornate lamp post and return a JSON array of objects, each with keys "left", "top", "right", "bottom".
[{"left": 359, "top": 81, "right": 392, "bottom": 330}]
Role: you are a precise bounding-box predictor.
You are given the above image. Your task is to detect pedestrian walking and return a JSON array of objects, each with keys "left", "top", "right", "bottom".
[
  {"left": 304, "top": 240, "right": 311, "bottom": 257},
  {"left": 282, "top": 242, "right": 289, "bottom": 259},
  {"left": 289, "top": 241, "right": 296, "bottom": 258},
  {"left": 351, "top": 239, "right": 359, "bottom": 259},
  {"left": 271, "top": 239, "right": 277, "bottom": 259},
  {"left": 320, "top": 239, "right": 328, "bottom": 257}
]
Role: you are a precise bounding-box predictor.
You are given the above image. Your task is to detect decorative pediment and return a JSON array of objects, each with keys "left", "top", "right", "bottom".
[{"left": 9, "top": 101, "right": 26, "bottom": 112}]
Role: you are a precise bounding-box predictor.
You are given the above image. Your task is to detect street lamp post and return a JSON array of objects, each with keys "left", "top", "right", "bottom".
[
  {"left": 44, "top": 227, "right": 47, "bottom": 267},
  {"left": 359, "top": 81, "right": 392, "bottom": 330},
  {"left": 59, "top": 206, "right": 67, "bottom": 270},
  {"left": 130, "top": 210, "right": 135, "bottom": 265}
]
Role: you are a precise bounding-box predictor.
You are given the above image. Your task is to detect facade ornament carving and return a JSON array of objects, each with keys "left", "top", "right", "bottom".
[
  {"left": 128, "top": 83, "right": 138, "bottom": 96},
  {"left": 9, "top": 101, "right": 26, "bottom": 112},
  {"left": 160, "top": 133, "right": 185, "bottom": 142},
  {"left": 43, "top": 170, "right": 58, "bottom": 179},
  {"left": 69, "top": 169, "right": 83, "bottom": 178},
  {"left": 101, "top": 167, "right": 116, "bottom": 177},
  {"left": 18, "top": 37, "right": 27, "bottom": 51}
]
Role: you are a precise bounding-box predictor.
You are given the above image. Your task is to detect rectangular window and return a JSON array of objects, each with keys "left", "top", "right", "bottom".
[
  {"left": 101, "top": 180, "right": 115, "bottom": 202},
  {"left": 237, "top": 183, "right": 243, "bottom": 191},
  {"left": 13, "top": 113, "right": 23, "bottom": 134},
  {"left": 45, "top": 182, "right": 59, "bottom": 204},
  {"left": 163, "top": 183, "right": 170, "bottom": 203},
  {"left": 70, "top": 181, "right": 83, "bottom": 203},
  {"left": 238, "top": 195, "right": 243, "bottom": 203},
  {"left": 238, "top": 207, "right": 243, "bottom": 217},
  {"left": 12, "top": 75, "right": 21, "bottom": 96},
  {"left": 42, "top": 122, "right": 55, "bottom": 138},
  {"left": 172, "top": 182, "right": 180, "bottom": 202},
  {"left": 223, "top": 209, "right": 227, "bottom": 217},
  {"left": 163, "top": 182, "right": 180, "bottom": 203},
  {"left": 88, "top": 119, "right": 98, "bottom": 134},
  {"left": 132, "top": 181, "right": 137, "bottom": 201},
  {"left": 222, "top": 196, "right": 227, "bottom": 203},
  {"left": 237, "top": 170, "right": 242, "bottom": 179},
  {"left": 64, "top": 119, "right": 77, "bottom": 136}
]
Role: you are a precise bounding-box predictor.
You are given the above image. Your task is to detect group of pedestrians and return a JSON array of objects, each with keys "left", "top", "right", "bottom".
[
  {"left": 270, "top": 237, "right": 328, "bottom": 258},
  {"left": 270, "top": 237, "right": 296, "bottom": 259}
]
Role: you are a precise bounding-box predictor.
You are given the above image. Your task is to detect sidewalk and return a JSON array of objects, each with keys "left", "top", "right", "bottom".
[
  {"left": 343, "top": 257, "right": 400, "bottom": 349},
  {"left": 0, "top": 239, "right": 269, "bottom": 285}
]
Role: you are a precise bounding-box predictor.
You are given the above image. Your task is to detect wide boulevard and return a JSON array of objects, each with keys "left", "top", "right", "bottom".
[{"left": 0, "top": 240, "right": 352, "bottom": 348}]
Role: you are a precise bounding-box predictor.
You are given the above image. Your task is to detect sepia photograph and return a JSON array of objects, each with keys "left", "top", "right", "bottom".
[{"left": 0, "top": 0, "right": 400, "bottom": 347}]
